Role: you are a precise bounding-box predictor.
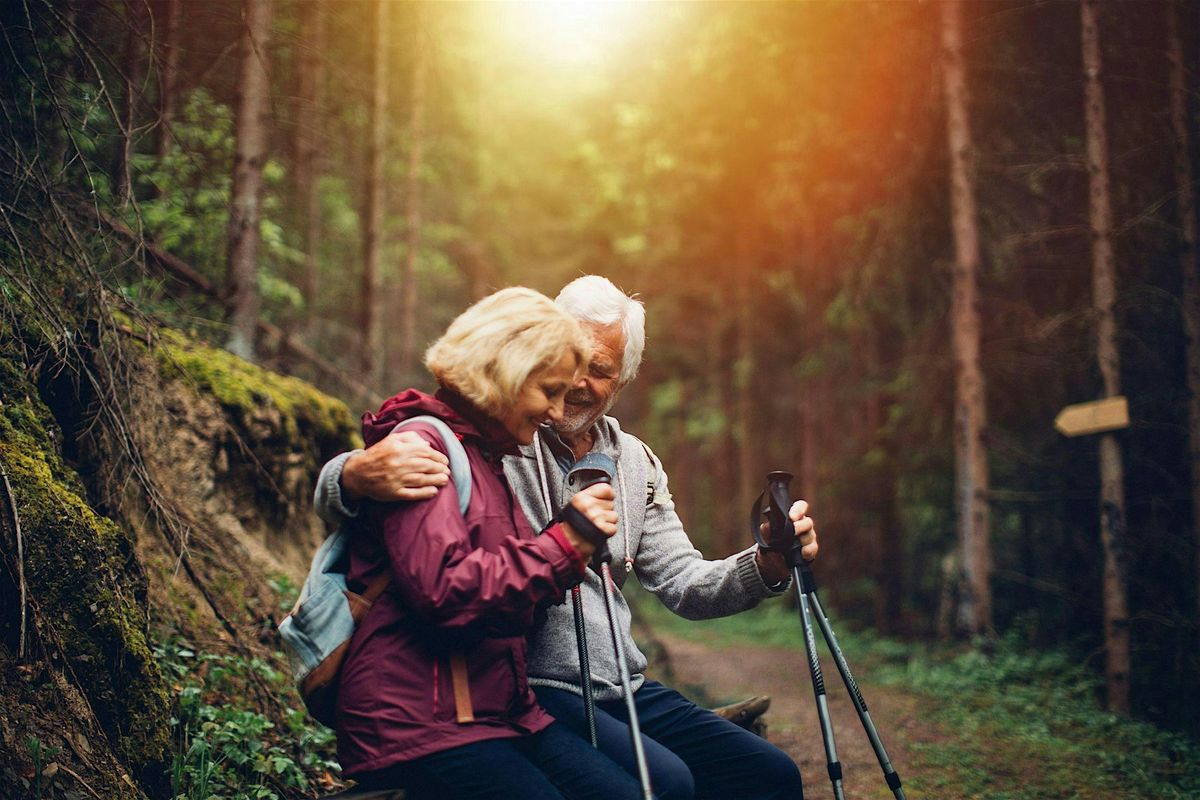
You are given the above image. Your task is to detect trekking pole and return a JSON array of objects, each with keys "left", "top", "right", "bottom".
[
  {"left": 753, "top": 473, "right": 845, "bottom": 800},
  {"left": 565, "top": 454, "right": 653, "bottom": 800},
  {"left": 807, "top": 591, "right": 906, "bottom": 800},
  {"left": 570, "top": 585, "right": 599, "bottom": 747},
  {"left": 566, "top": 456, "right": 612, "bottom": 750},
  {"left": 755, "top": 471, "right": 906, "bottom": 800}
]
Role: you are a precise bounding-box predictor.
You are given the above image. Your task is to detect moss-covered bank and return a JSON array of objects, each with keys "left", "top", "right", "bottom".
[
  {"left": 0, "top": 331, "right": 169, "bottom": 795},
  {"left": 1, "top": 277, "right": 360, "bottom": 796},
  {"left": 148, "top": 327, "right": 359, "bottom": 522}
]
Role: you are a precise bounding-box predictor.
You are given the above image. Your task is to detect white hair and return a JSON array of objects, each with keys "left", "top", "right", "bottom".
[{"left": 555, "top": 276, "right": 645, "bottom": 383}]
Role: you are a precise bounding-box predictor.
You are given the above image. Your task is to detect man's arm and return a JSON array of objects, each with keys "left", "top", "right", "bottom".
[
  {"left": 632, "top": 445, "right": 817, "bottom": 619},
  {"left": 312, "top": 431, "right": 451, "bottom": 524}
]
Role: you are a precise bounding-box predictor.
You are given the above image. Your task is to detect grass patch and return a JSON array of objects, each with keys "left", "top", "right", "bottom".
[{"left": 629, "top": 587, "right": 1200, "bottom": 799}]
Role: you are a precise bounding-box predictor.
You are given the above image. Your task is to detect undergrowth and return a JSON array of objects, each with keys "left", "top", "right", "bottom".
[
  {"left": 630, "top": 587, "right": 1200, "bottom": 799},
  {"left": 154, "top": 639, "right": 339, "bottom": 800}
]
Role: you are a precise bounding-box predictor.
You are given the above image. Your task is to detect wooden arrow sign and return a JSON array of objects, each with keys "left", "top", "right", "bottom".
[{"left": 1054, "top": 396, "right": 1129, "bottom": 437}]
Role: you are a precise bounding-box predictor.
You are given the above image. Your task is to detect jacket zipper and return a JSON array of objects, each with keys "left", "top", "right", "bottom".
[{"left": 432, "top": 659, "right": 439, "bottom": 712}]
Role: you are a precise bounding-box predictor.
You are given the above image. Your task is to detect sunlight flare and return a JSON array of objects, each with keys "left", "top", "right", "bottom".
[{"left": 497, "top": 0, "right": 647, "bottom": 66}]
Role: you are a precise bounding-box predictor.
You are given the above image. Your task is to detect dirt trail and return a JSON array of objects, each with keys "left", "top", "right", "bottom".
[{"left": 652, "top": 632, "right": 936, "bottom": 800}]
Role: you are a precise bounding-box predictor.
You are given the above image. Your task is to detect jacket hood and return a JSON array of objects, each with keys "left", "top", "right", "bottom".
[{"left": 362, "top": 387, "right": 518, "bottom": 455}]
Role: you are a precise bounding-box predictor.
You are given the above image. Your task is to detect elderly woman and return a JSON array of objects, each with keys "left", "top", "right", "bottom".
[{"left": 335, "top": 288, "right": 642, "bottom": 800}]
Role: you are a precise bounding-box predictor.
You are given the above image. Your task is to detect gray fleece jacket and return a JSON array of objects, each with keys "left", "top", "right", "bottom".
[{"left": 314, "top": 415, "right": 784, "bottom": 702}]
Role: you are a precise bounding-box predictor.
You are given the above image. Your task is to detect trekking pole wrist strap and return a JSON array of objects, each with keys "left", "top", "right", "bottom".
[{"left": 559, "top": 502, "right": 608, "bottom": 549}]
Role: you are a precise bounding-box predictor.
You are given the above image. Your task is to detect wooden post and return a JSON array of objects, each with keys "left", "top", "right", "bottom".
[{"left": 1081, "top": 0, "right": 1130, "bottom": 713}]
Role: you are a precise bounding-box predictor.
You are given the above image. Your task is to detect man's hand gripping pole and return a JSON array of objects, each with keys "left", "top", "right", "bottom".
[{"left": 753, "top": 471, "right": 906, "bottom": 800}]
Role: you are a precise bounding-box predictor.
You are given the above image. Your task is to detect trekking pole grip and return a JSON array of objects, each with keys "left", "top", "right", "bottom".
[
  {"left": 772, "top": 472, "right": 816, "bottom": 571},
  {"left": 565, "top": 454, "right": 617, "bottom": 571}
]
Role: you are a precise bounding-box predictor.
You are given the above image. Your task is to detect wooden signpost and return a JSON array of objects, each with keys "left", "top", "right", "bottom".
[{"left": 1054, "top": 396, "right": 1129, "bottom": 437}]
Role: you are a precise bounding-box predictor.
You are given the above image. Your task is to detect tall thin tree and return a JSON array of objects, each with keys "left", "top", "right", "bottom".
[
  {"left": 400, "top": 5, "right": 427, "bottom": 377},
  {"left": 225, "top": 0, "right": 273, "bottom": 361},
  {"left": 1166, "top": 0, "right": 1200, "bottom": 623},
  {"left": 733, "top": 221, "right": 759, "bottom": 552},
  {"left": 940, "top": 0, "right": 992, "bottom": 636},
  {"left": 154, "top": 0, "right": 181, "bottom": 163},
  {"left": 293, "top": 0, "right": 326, "bottom": 337},
  {"left": 115, "top": 0, "right": 149, "bottom": 209},
  {"left": 1081, "top": 0, "right": 1130, "bottom": 713},
  {"left": 359, "top": 0, "right": 388, "bottom": 384}
]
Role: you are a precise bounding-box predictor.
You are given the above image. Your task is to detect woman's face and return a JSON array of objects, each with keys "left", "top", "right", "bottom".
[{"left": 499, "top": 350, "right": 579, "bottom": 445}]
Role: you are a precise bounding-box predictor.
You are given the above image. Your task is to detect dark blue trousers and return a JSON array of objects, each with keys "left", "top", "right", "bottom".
[
  {"left": 351, "top": 721, "right": 643, "bottom": 800},
  {"left": 536, "top": 681, "right": 804, "bottom": 800}
]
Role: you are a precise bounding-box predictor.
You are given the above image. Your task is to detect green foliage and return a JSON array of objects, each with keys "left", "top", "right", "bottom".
[
  {"left": 134, "top": 90, "right": 236, "bottom": 280},
  {"left": 133, "top": 89, "right": 303, "bottom": 320},
  {"left": 876, "top": 634, "right": 1200, "bottom": 799},
  {"left": 156, "top": 639, "right": 338, "bottom": 800},
  {"left": 267, "top": 574, "right": 302, "bottom": 613},
  {"left": 633, "top": 595, "right": 1200, "bottom": 799},
  {"left": 23, "top": 736, "right": 59, "bottom": 800}
]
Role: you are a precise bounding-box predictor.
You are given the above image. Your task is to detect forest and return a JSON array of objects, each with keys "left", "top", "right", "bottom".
[{"left": 1, "top": 0, "right": 1199, "bottom": 798}]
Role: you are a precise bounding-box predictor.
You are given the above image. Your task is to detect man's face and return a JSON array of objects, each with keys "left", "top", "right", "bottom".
[{"left": 555, "top": 322, "right": 627, "bottom": 436}]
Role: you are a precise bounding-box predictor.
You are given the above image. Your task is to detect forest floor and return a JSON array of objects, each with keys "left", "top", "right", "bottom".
[
  {"left": 633, "top": 591, "right": 1200, "bottom": 800},
  {"left": 651, "top": 630, "right": 924, "bottom": 800}
]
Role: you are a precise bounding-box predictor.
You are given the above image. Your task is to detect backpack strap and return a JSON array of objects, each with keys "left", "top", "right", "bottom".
[
  {"left": 643, "top": 438, "right": 672, "bottom": 506},
  {"left": 450, "top": 651, "right": 475, "bottom": 723},
  {"left": 394, "top": 415, "right": 472, "bottom": 514},
  {"left": 357, "top": 415, "right": 472, "bottom": 608}
]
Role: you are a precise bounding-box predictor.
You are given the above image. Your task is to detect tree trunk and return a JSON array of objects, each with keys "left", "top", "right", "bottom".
[
  {"left": 1081, "top": 0, "right": 1130, "bottom": 714},
  {"left": 880, "top": 466, "right": 904, "bottom": 635},
  {"left": 293, "top": 0, "right": 325, "bottom": 338},
  {"left": 447, "top": 238, "right": 494, "bottom": 301},
  {"left": 866, "top": 333, "right": 904, "bottom": 634},
  {"left": 401, "top": 7, "right": 427, "bottom": 378},
  {"left": 225, "top": 0, "right": 273, "bottom": 361},
  {"left": 1167, "top": 0, "right": 1200, "bottom": 626},
  {"left": 710, "top": 308, "right": 738, "bottom": 554},
  {"left": 670, "top": 378, "right": 696, "bottom": 531},
  {"left": 733, "top": 229, "right": 759, "bottom": 554},
  {"left": 49, "top": 0, "right": 79, "bottom": 170},
  {"left": 359, "top": 0, "right": 388, "bottom": 384},
  {"left": 154, "top": 0, "right": 181, "bottom": 164},
  {"left": 940, "top": 0, "right": 992, "bottom": 636},
  {"left": 115, "top": 0, "right": 149, "bottom": 209},
  {"left": 794, "top": 211, "right": 819, "bottom": 515}
]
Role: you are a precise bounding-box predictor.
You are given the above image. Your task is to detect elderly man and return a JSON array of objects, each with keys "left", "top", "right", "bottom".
[{"left": 316, "top": 276, "right": 818, "bottom": 800}]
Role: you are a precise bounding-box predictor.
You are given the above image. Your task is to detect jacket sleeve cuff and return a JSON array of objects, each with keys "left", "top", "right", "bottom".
[
  {"left": 543, "top": 522, "right": 588, "bottom": 578},
  {"left": 313, "top": 450, "right": 362, "bottom": 524},
  {"left": 739, "top": 546, "right": 790, "bottom": 597}
]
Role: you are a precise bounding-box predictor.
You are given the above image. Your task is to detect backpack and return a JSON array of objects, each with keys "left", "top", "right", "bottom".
[{"left": 279, "top": 415, "right": 472, "bottom": 727}]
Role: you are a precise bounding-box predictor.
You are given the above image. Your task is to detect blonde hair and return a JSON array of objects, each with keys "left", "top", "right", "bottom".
[{"left": 425, "top": 287, "right": 589, "bottom": 415}]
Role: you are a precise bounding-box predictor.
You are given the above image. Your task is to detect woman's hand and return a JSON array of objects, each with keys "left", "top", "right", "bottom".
[{"left": 561, "top": 483, "right": 618, "bottom": 558}]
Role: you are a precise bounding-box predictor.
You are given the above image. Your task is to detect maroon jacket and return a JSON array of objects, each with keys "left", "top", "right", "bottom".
[{"left": 335, "top": 388, "right": 586, "bottom": 776}]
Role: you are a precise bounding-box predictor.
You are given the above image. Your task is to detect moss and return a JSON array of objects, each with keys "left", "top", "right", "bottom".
[
  {"left": 151, "top": 328, "right": 360, "bottom": 449},
  {"left": 0, "top": 341, "right": 171, "bottom": 774},
  {"left": 141, "top": 327, "right": 360, "bottom": 519}
]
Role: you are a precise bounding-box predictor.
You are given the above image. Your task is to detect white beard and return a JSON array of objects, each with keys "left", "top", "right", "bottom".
[{"left": 556, "top": 404, "right": 600, "bottom": 436}]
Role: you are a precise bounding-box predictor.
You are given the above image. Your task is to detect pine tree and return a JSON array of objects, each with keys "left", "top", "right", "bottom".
[
  {"left": 225, "top": 0, "right": 274, "bottom": 361},
  {"left": 940, "top": 0, "right": 992, "bottom": 636}
]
